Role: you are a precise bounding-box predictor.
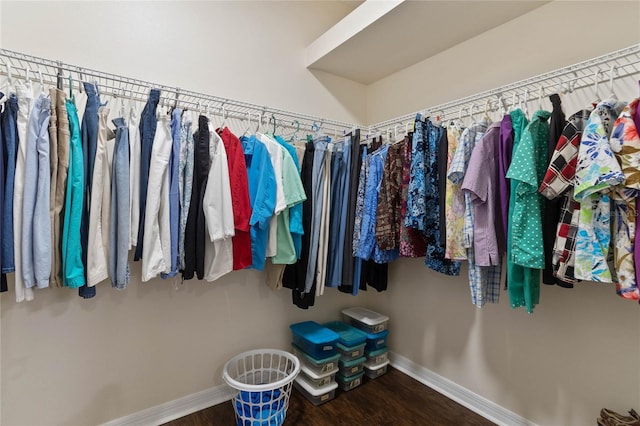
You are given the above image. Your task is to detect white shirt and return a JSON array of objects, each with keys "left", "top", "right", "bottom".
[
  {"left": 203, "top": 130, "right": 235, "bottom": 281},
  {"left": 257, "top": 133, "right": 285, "bottom": 257},
  {"left": 128, "top": 104, "right": 141, "bottom": 249}
]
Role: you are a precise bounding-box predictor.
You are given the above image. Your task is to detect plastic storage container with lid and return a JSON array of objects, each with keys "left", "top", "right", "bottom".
[
  {"left": 365, "top": 346, "right": 389, "bottom": 365},
  {"left": 341, "top": 307, "right": 389, "bottom": 333},
  {"left": 364, "top": 330, "right": 389, "bottom": 352},
  {"left": 294, "top": 375, "right": 338, "bottom": 406},
  {"left": 292, "top": 344, "right": 341, "bottom": 377},
  {"left": 290, "top": 321, "right": 339, "bottom": 359},
  {"left": 338, "top": 356, "right": 366, "bottom": 378},
  {"left": 364, "top": 359, "right": 390, "bottom": 379},
  {"left": 336, "top": 371, "right": 364, "bottom": 391},
  {"left": 336, "top": 341, "right": 366, "bottom": 361},
  {"left": 299, "top": 363, "right": 338, "bottom": 389}
]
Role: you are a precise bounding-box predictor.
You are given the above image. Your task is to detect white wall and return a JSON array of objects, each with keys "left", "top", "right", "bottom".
[
  {"left": 365, "top": 2, "right": 640, "bottom": 426},
  {"left": 2, "top": 1, "right": 640, "bottom": 426},
  {"left": 0, "top": 2, "right": 375, "bottom": 425}
]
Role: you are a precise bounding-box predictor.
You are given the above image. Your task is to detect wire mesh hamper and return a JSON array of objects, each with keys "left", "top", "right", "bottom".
[{"left": 223, "top": 349, "right": 300, "bottom": 426}]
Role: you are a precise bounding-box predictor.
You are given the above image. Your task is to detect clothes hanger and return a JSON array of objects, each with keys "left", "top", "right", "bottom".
[
  {"left": 510, "top": 92, "right": 518, "bottom": 112},
  {"left": 593, "top": 70, "right": 602, "bottom": 102},
  {"left": 607, "top": 65, "right": 617, "bottom": 99},
  {"left": 537, "top": 86, "right": 544, "bottom": 110},
  {"left": 523, "top": 88, "right": 530, "bottom": 117},
  {"left": 483, "top": 99, "right": 492, "bottom": 122},
  {"left": 219, "top": 105, "right": 228, "bottom": 129},
  {"left": 0, "top": 57, "right": 12, "bottom": 94},
  {"left": 37, "top": 65, "right": 45, "bottom": 95},
  {"left": 67, "top": 72, "right": 74, "bottom": 101},
  {"left": 289, "top": 119, "right": 300, "bottom": 142},
  {"left": 268, "top": 114, "right": 277, "bottom": 136}
]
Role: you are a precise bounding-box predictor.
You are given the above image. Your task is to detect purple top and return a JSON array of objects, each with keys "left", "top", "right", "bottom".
[
  {"left": 461, "top": 122, "right": 502, "bottom": 266},
  {"left": 497, "top": 115, "right": 513, "bottom": 255}
]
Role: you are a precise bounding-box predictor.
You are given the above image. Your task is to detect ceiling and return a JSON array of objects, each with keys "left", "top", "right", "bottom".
[{"left": 306, "top": 1, "right": 548, "bottom": 85}]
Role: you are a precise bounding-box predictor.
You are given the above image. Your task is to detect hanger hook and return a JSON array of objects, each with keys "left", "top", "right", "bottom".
[
  {"left": 594, "top": 69, "right": 601, "bottom": 99},
  {"left": 609, "top": 65, "right": 617, "bottom": 95}
]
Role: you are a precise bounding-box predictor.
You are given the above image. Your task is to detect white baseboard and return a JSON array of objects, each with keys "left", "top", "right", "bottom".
[
  {"left": 389, "top": 352, "right": 538, "bottom": 426},
  {"left": 102, "top": 353, "right": 535, "bottom": 426},
  {"left": 100, "top": 384, "right": 235, "bottom": 426}
]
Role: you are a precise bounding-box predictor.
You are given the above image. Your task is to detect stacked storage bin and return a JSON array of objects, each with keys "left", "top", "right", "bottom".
[
  {"left": 290, "top": 321, "right": 340, "bottom": 405},
  {"left": 341, "top": 307, "right": 391, "bottom": 379},
  {"left": 323, "top": 321, "right": 368, "bottom": 392}
]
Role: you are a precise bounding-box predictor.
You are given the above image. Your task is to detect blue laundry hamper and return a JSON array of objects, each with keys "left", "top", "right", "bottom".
[{"left": 223, "top": 349, "right": 300, "bottom": 426}]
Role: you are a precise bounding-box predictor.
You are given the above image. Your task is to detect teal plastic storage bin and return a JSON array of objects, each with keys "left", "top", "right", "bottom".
[
  {"left": 291, "top": 344, "right": 341, "bottom": 376},
  {"left": 290, "top": 321, "right": 339, "bottom": 359},
  {"left": 323, "top": 321, "right": 367, "bottom": 347},
  {"left": 365, "top": 330, "right": 388, "bottom": 352},
  {"left": 365, "top": 346, "right": 389, "bottom": 365},
  {"left": 337, "top": 341, "right": 366, "bottom": 362},
  {"left": 336, "top": 371, "right": 364, "bottom": 391},
  {"left": 338, "top": 356, "right": 366, "bottom": 378}
]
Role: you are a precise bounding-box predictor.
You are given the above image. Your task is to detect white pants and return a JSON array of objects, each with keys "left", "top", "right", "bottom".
[
  {"left": 87, "top": 107, "right": 112, "bottom": 286},
  {"left": 142, "top": 115, "right": 172, "bottom": 282}
]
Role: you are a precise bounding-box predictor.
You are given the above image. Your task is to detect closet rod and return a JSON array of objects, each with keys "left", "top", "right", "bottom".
[
  {"left": 0, "top": 48, "right": 359, "bottom": 134},
  {"left": 369, "top": 44, "right": 640, "bottom": 132}
]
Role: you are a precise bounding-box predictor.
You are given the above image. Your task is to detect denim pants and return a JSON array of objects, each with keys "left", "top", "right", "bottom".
[
  {"left": 1, "top": 94, "right": 18, "bottom": 275},
  {"left": 326, "top": 137, "right": 351, "bottom": 288},
  {"left": 161, "top": 108, "right": 181, "bottom": 278},
  {"left": 79, "top": 82, "right": 105, "bottom": 298},
  {"left": 21, "top": 94, "right": 52, "bottom": 289},
  {"left": 110, "top": 118, "right": 130, "bottom": 288},
  {"left": 304, "top": 136, "right": 328, "bottom": 293},
  {"left": 0, "top": 92, "right": 5, "bottom": 292},
  {"left": 134, "top": 88, "right": 161, "bottom": 261}
]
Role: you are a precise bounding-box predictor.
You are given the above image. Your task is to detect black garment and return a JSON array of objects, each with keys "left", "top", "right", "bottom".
[
  {"left": 437, "top": 127, "right": 448, "bottom": 248},
  {"left": 0, "top": 92, "right": 5, "bottom": 292},
  {"left": 183, "top": 116, "right": 210, "bottom": 280},
  {"left": 339, "top": 133, "right": 363, "bottom": 295},
  {"left": 284, "top": 141, "right": 315, "bottom": 309},
  {"left": 361, "top": 260, "right": 388, "bottom": 292},
  {"left": 543, "top": 94, "right": 571, "bottom": 287}
]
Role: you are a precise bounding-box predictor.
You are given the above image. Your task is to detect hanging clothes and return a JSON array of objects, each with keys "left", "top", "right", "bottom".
[
  {"left": 14, "top": 80, "right": 35, "bottom": 302},
  {"left": 610, "top": 98, "right": 640, "bottom": 300},
  {"left": 542, "top": 94, "right": 568, "bottom": 287},
  {"left": 134, "top": 88, "right": 161, "bottom": 261},
  {"left": 506, "top": 109, "right": 551, "bottom": 312},
  {"left": 1, "top": 94, "right": 18, "bottom": 286},
  {"left": 497, "top": 114, "right": 513, "bottom": 253},
  {"left": 315, "top": 146, "right": 331, "bottom": 296},
  {"left": 399, "top": 131, "right": 426, "bottom": 257},
  {"left": 61, "top": 96, "right": 85, "bottom": 289},
  {"left": 163, "top": 108, "right": 182, "bottom": 278},
  {"left": 79, "top": 81, "right": 105, "bottom": 299},
  {"left": 178, "top": 114, "right": 194, "bottom": 271},
  {"left": 21, "top": 93, "right": 51, "bottom": 289},
  {"left": 128, "top": 103, "right": 141, "bottom": 249},
  {"left": 283, "top": 140, "right": 316, "bottom": 309},
  {"left": 540, "top": 109, "right": 592, "bottom": 285},
  {"left": 241, "top": 134, "right": 276, "bottom": 271},
  {"left": 109, "top": 117, "right": 130, "bottom": 289},
  {"left": 86, "top": 106, "right": 113, "bottom": 287},
  {"left": 48, "top": 88, "right": 69, "bottom": 288},
  {"left": 304, "top": 136, "right": 328, "bottom": 293},
  {"left": 220, "top": 127, "right": 252, "bottom": 270},
  {"left": 142, "top": 114, "right": 173, "bottom": 282},
  {"left": 339, "top": 129, "right": 361, "bottom": 294},
  {"left": 462, "top": 122, "right": 503, "bottom": 307},
  {"left": 0, "top": 91, "right": 5, "bottom": 292},
  {"left": 574, "top": 99, "right": 626, "bottom": 282},
  {"left": 202, "top": 129, "right": 234, "bottom": 282},
  {"left": 275, "top": 135, "right": 304, "bottom": 261},
  {"left": 444, "top": 127, "right": 466, "bottom": 260},
  {"left": 258, "top": 133, "right": 286, "bottom": 259},
  {"left": 376, "top": 139, "right": 404, "bottom": 251}
]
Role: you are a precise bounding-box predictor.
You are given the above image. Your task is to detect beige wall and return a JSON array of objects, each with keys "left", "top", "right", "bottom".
[
  {"left": 365, "top": 2, "right": 640, "bottom": 426},
  {"left": 2, "top": 1, "right": 640, "bottom": 426},
  {"left": 0, "top": 2, "right": 374, "bottom": 425}
]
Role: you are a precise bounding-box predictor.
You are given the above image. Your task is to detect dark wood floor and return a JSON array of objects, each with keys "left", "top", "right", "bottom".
[{"left": 164, "top": 367, "right": 495, "bottom": 426}]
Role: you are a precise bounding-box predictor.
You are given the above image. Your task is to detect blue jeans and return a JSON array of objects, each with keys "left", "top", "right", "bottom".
[
  {"left": 304, "top": 136, "right": 328, "bottom": 293},
  {"left": 0, "top": 92, "right": 5, "bottom": 292},
  {"left": 110, "top": 118, "right": 131, "bottom": 289},
  {"left": 1, "top": 94, "right": 18, "bottom": 274},
  {"left": 325, "top": 138, "right": 351, "bottom": 287},
  {"left": 21, "top": 94, "right": 52, "bottom": 288},
  {"left": 79, "top": 82, "right": 105, "bottom": 298},
  {"left": 162, "top": 108, "right": 181, "bottom": 278},
  {"left": 134, "top": 88, "right": 161, "bottom": 261}
]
